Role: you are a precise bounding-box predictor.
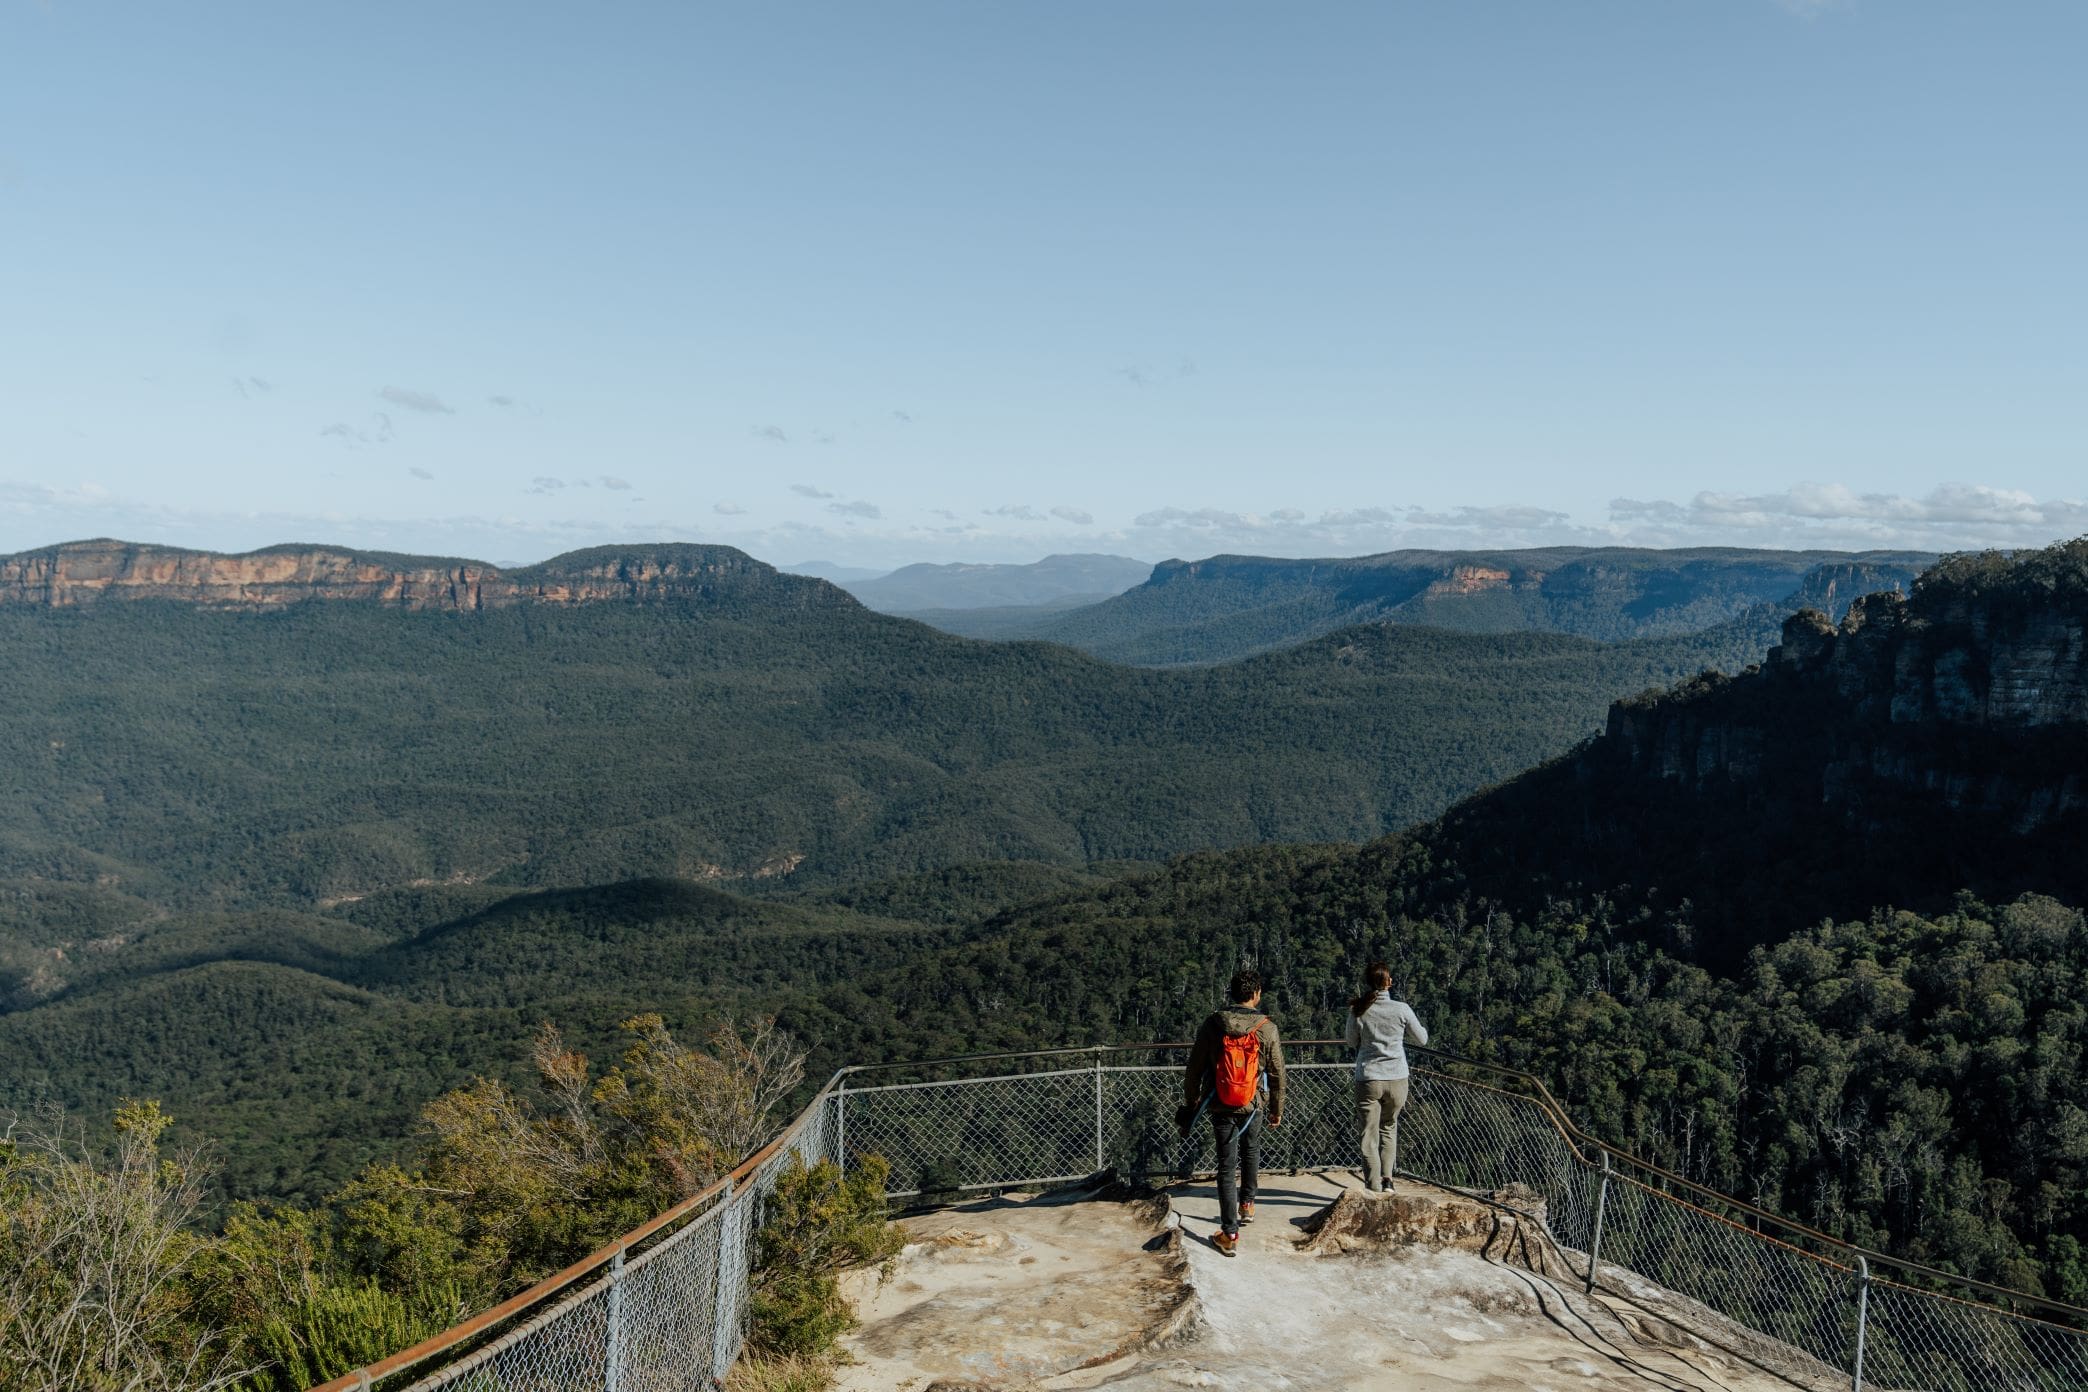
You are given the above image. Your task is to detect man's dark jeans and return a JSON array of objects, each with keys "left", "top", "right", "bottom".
[{"left": 1212, "top": 1110, "right": 1260, "bottom": 1235}]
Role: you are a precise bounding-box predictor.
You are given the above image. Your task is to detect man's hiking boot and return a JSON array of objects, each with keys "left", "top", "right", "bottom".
[
  {"left": 1240, "top": 1201, "right": 1256, "bottom": 1223},
  {"left": 1213, "top": 1230, "right": 1239, "bottom": 1257}
]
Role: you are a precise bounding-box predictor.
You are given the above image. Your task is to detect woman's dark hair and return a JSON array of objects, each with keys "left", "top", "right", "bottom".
[{"left": 1351, "top": 961, "right": 1393, "bottom": 1016}]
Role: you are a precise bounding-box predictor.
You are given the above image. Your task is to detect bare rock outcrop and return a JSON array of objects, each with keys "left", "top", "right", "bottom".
[{"left": 1296, "top": 1183, "right": 1548, "bottom": 1257}]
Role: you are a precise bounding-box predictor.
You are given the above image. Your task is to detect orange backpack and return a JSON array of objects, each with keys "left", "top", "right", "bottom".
[{"left": 1214, "top": 1022, "right": 1262, "bottom": 1109}]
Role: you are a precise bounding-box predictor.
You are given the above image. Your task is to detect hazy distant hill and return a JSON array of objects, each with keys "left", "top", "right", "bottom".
[
  {"left": 842, "top": 553, "right": 1153, "bottom": 612},
  {"left": 975, "top": 546, "right": 1934, "bottom": 665},
  {"left": 779, "top": 559, "right": 889, "bottom": 584},
  {"left": 876, "top": 592, "right": 1103, "bottom": 638}
]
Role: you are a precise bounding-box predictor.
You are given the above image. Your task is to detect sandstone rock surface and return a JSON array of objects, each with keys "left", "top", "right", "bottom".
[{"left": 837, "top": 1174, "right": 1844, "bottom": 1392}]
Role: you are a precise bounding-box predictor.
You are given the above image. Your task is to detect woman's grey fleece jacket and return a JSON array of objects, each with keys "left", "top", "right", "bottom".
[{"left": 1345, "top": 993, "right": 1428, "bottom": 1081}]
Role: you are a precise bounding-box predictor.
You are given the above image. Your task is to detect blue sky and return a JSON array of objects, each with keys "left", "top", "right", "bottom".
[{"left": 2, "top": 0, "right": 2083, "bottom": 569}]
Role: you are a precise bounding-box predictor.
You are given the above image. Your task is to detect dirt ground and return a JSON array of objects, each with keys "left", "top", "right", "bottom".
[{"left": 835, "top": 1171, "right": 1846, "bottom": 1392}]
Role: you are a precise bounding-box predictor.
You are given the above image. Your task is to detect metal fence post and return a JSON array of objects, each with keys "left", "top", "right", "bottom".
[
  {"left": 1093, "top": 1050, "right": 1106, "bottom": 1174},
  {"left": 836, "top": 1078, "right": 848, "bottom": 1174},
  {"left": 1585, "top": 1150, "right": 1612, "bottom": 1294},
  {"left": 1852, "top": 1256, "right": 1870, "bottom": 1392},
  {"left": 604, "top": 1245, "right": 626, "bottom": 1392},
  {"left": 709, "top": 1178, "right": 743, "bottom": 1385}
]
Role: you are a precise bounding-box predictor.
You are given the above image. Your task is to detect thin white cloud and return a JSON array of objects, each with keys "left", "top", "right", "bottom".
[
  {"left": 1125, "top": 502, "right": 1591, "bottom": 556},
  {"left": 755, "top": 425, "right": 789, "bottom": 444},
  {"left": 714, "top": 502, "right": 746, "bottom": 516},
  {"left": 408, "top": 467, "right": 434, "bottom": 481},
  {"left": 319, "top": 413, "right": 395, "bottom": 449},
  {"left": 380, "top": 386, "right": 455, "bottom": 415},
  {"left": 1610, "top": 483, "right": 2088, "bottom": 543},
  {"left": 985, "top": 504, "right": 1046, "bottom": 522},
  {"left": 790, "top": 483, "right": 834, "bottom": 499},
  {"left": 600, "top": 476, "right": 632, "bottom": 491},
  {"left": 1407, "top": 504, "right": 1570, "bottom": 529},
  {"left": 1050, "top": 506, "right": 1094, "bottom": 525},
  {"left": 828, "top": 499, "right": 881, "bottom": 520},
  {"left": 1131, "top": 506, "right": 1258, "bottom": 532},
  {"left": 488, "top": 394, "right": 515, "bottom": 407}
]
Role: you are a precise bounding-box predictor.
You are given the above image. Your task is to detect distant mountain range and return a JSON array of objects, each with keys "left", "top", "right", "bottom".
[
  {"left": 3, "top": 542, "right": 1929, "bottom": 677},
  {"left": 779, "top": 560, "right": 889, "bottom": 584},
  {"left": 838, "top": 553, "right": 1154, "bottom": 612},
  {"left": 0, "top": 539, "right": 1765, "bottom": 931},
  {"left": 912, "top": 546, "right": 1936, "bottom": 664}
]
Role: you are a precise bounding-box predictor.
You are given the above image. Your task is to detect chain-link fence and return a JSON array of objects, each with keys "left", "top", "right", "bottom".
[
  {"left": 312, "top": 1078, "right": 840, "bottom": 1392},
  {"left": 841, "top": 1044, "right": 2088, "bottom": 1392},
  {"left": 322, "top": 1045, "right": 2088, "bottom": 1392}
]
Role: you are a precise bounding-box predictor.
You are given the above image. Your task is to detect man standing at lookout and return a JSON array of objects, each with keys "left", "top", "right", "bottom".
[{"left": 1183, "top": 969, "right": 1286, "bottom": 1257}]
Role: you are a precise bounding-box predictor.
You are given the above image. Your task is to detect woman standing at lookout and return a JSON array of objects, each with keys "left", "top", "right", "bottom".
[{"left": 1345, "top": 961, "right": 1428, "bottom": 1194}]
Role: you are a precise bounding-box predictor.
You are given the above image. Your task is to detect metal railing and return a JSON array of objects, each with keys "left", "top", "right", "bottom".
[
  {"left": 324, "top": 1043, "right": 2088, "bottom": 1392},
  {"left": 311, "top": 1071, "right": 843, "bottom": 1392}
]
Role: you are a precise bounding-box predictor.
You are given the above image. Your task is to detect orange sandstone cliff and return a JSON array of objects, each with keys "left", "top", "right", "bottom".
[{"left": 0, "top": 539, "right": 844, "bottom": 611}]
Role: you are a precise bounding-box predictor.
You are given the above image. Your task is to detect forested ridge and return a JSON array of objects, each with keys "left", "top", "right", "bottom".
[{"left": 793, "top": 843, "right": 2088, "bottom": 1300}]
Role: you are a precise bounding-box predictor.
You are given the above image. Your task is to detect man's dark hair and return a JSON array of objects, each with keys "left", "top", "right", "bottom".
[{"left": 1228, "top": 969, "right": 1261, "bottom": 1004}]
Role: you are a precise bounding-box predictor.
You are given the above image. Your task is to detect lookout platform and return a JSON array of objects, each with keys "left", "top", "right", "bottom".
[{"left": 837, "top": 1172, "right": 1842, "bottom": 1392}]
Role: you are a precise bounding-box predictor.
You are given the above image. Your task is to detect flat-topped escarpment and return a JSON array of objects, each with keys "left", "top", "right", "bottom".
[{"left": 0, "top": 538, "right": 849, "bottom": 611}]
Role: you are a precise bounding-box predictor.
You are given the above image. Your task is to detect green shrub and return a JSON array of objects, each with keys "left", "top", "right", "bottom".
[
  {"left": 745, "top": 1156, "right": 902, "bottom": 1361},
  {"left": 723, "top": 1352, "right": 842, "bottom": 1392},
  {"left": 242, "top": 1280, "right": 456, "bottom": 1391}
]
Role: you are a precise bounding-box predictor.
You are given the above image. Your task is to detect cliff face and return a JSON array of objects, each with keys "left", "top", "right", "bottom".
[
  {"left": 0, "top": 540, "right": 847, "bottom": 612},
  {"left": 1427, "top": 539, "right": 2088, "bottom": 964},
  {"left": 1604, "top": 583, "right": 2088, "bottom": 830}
]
